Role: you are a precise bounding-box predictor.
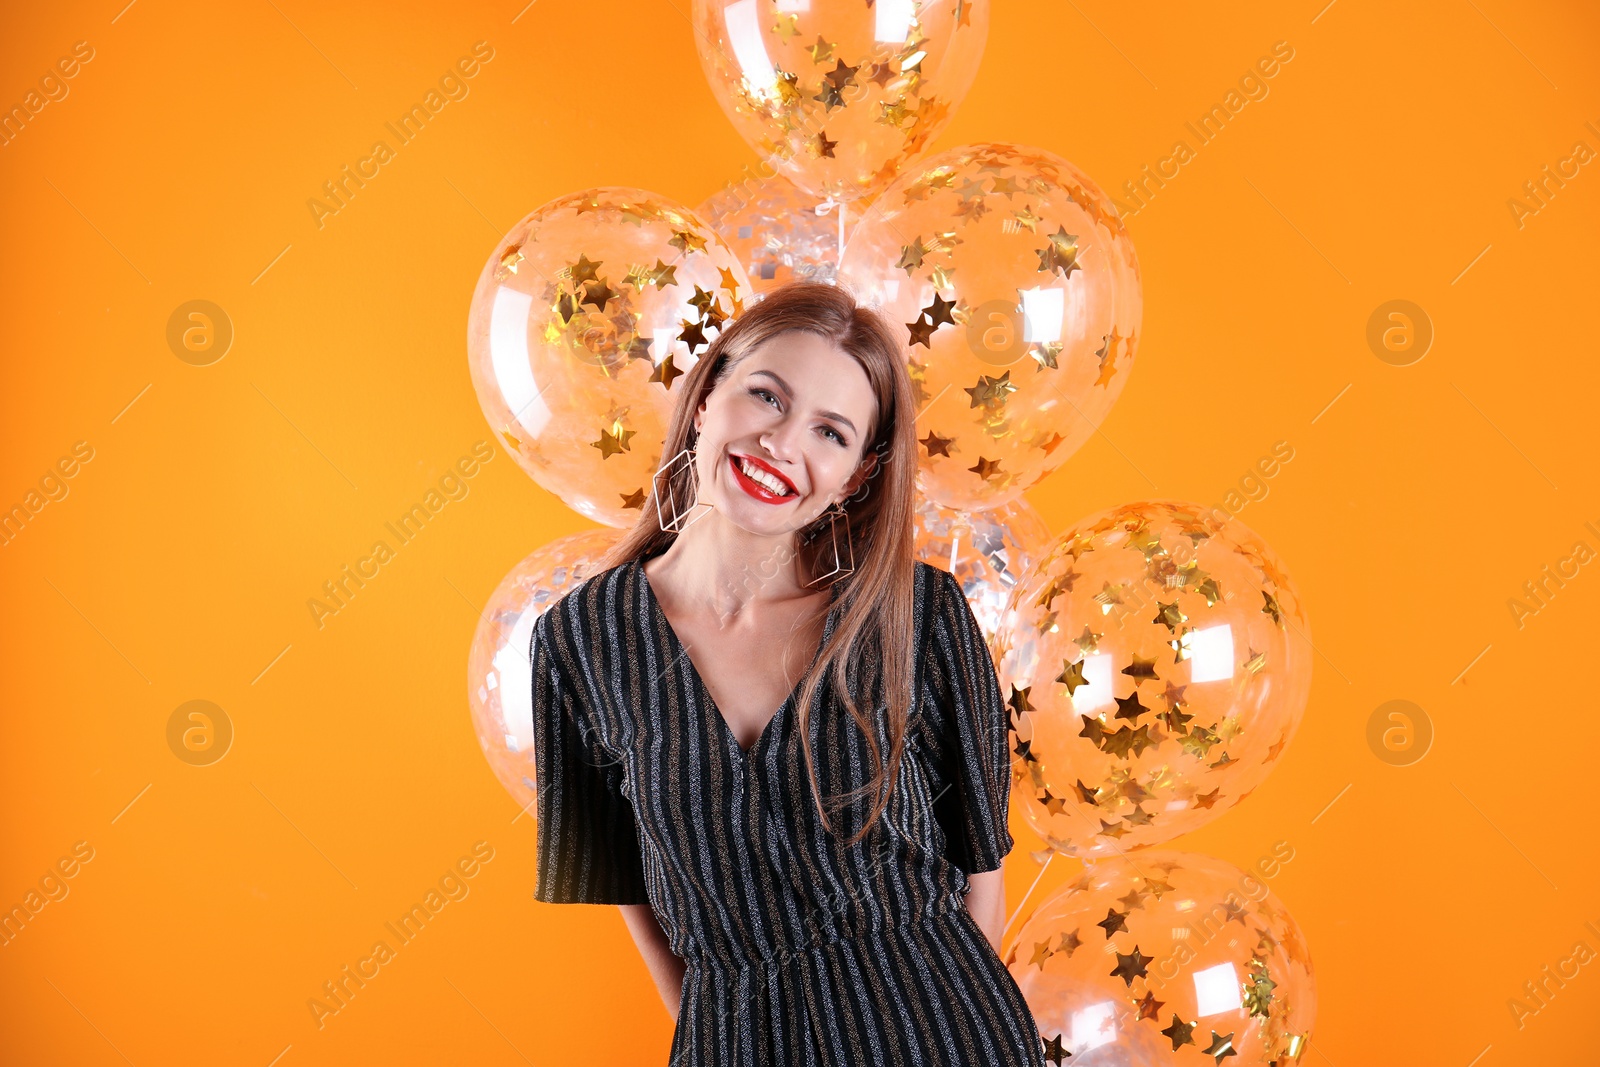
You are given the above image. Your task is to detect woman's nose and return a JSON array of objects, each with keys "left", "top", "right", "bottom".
[{"left": 759, "top": 421, "right": 801, "bottom": 460}]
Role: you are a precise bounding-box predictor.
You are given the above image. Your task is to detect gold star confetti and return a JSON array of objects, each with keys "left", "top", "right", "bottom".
[
  {"left": 813, "top": 81, "right": 846, "bottom": 110},
  {"left": 678, "top": 318, "right": 709, "bottom": 353},
  {"left": 1203, "top": 1031, "right": 1237, "bottom": 1062},
  {"left": 1122, "top": 654, "right": 1160, "bottom": 686},
  {"left": 1113, "top": 692, "right": 1150, "bottom": 723},
  {"left": 1029, "top": 340, "right": 1063, "bottom": 370},
  {"left": 924, "top": 292, "right": 958, "bottom": 327},
  {"left": 1262, "top": 589, "right": 1283, "bottom": 625},
  {"left": 965, "top": 371, "right": 1016, "bottom": 406},
  {"left": 1056, "top": 657, "right": 1088, "bottom": 695},
  {"left": 592, "top": 423, "right": 635, "bottom": 459},
  {"left": 668, "top": 229, "right": 708, "bottom": 255},
  {"left": 897, "top": 237, "right": 931, "bottom": 274},
  {"left": 1244, "top": 959, "right": 1276, "bottom": 1017},
  {"left": 920, "top": 430, "right": 953, "bottom": 457},
  {"left": 1109, "top": 946, "right": 1152, "bottom": 986},
  {"left": 1193, "top": 788, "right": 1222, "bottom": 809},
  {"left": 1134, "top": 990, "right": 1165, "bottom": 1020},
  {"left": 1038, "top": 225, "right": 1082, "bottom": 278},
  {"left": 1161, "top": 1015, "right": 1197, "bottom": 1051},
  {"left": 1074, "top": 624, "right": 1103, "bottom": 654},
  {"left": 567, "top": 253, "right": 602, "bottom": 285},
  {"left": 498, "top": 244, "right": 524, "bottom": 275},
  {"left": 620, "top": 487, "right": 646, "bottom": 509},
  {"left": 554, "top": 291, "right": 580, "bottom": 325},
  {"left": 807, "top": 34, "right": 835, "bottom": 64},
  {"left": 906, "top": 316, "right": 938, "bottom": 348},
  {"left": 1096, "top": 907, "right": 1128, "bottom": 938},
  {"left": 648, "top": 353, "right": 683, "bottom": 389},
  {"left": 648, "top": 259, "right": 678, "bottom": 288},
  {"left": 1152, "top": 599, "right": 1187, "bottom": 632},
  {"left": 879, "top": 99, "right": 913, "bottom": 127},
  {"left": 582, "top": 279, "right": 618, "bottom": 311},
  {"left": 823, "top": 57, "right": 859, "bottom": 90},
  {"left": 813, "top": 129, "right": 838, "bottom": 158},
  {"left": 969, "top": 455, "right": 1003, "bottom": 481}
]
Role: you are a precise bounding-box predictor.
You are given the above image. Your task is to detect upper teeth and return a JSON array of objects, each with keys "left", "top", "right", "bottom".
[{"left": 739, "top": 457, "right": 791, "bottom": 495}]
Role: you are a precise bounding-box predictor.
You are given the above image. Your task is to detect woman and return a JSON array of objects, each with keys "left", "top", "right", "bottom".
[{"left": 529, "top": 280, "right": 1045, "bottom": 1065}]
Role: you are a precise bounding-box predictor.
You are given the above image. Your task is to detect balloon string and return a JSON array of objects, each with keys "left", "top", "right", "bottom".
[
  {"left": 816, "top": 196, "right": 847, "bottom": 270},
  {"left": 837, "top": 198, "right": 846, "bottom": 265},
  {"left": 1003, "top": 849, "right": 1056, "bottom": 937}
]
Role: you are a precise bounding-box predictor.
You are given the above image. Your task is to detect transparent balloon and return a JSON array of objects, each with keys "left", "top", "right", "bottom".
[
  {"left": 1005, "top": 850, "right": 1315, "bottom": 1066},
  {"left": 690, "top": 0, "right": 989, "bottom": 203},
  {"left": 466, "top": 529, "right": 621, "bottom": 812},
  {"left": 911, "top": 490, "right": 1051, "bottom": 644},
  {"left": 994, "top": 501, "right": 1312, "bottom": 860},
  {"left": 839, "top": 142, "right": 1143, "bottom": 511},
  {"left": 698, "top": 174, "right": 876, "bottom": 291},
  {"left": 466, "top": 187, "right": 756, "bottom": 527}
]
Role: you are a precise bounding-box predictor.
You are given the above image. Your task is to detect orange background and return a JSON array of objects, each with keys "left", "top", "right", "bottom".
[{"left": 3, "top": 1, "right": 1598, "bottom": 1063}]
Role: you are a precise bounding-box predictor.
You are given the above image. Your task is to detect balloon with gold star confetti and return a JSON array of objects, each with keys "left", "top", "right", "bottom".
[
  {"left": 993, "top": 501, "right": 1312, "bottom": 861},
  {"left": 698, "top": 174, "right": 876, "bottom": 290},
  {"left": 1005, "top": 849, "right": 1315, "bottom": 1066},
  {"left": 467, "top": 187, "right": 755, "bottom": 527},
  {"left": 690, "top": 0, "right": 988, "bottom": 203},
  {"left": 838, "top": 141, "right": 1143, "bottom": 512},
  {"left": 467, "top": 528, "right": 621, "bottom": 814},
  {"left": 912, "top": 491, "right": 1050, "bottom": 644}
]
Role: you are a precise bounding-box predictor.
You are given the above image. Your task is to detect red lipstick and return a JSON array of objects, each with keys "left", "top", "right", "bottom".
[{"left": 729, "top": 454, "right": 797, "bottom": 504}]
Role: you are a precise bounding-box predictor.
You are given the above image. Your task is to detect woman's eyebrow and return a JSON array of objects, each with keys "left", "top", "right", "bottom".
[{"left": 749, "top": 369, "right": 858, "bottom": 434}]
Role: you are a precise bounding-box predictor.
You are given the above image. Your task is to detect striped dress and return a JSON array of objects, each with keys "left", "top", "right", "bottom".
[{"left": 531, "top": 553, "right": 1045, "bottom": 1066}]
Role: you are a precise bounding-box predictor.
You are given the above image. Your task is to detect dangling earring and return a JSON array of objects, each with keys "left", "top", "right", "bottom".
[
  {"left": 803, "top": 501, "right": 855, "bottom": 587},
  {"left": 652, "top": 442, "right": 712, "bottom": 532}
]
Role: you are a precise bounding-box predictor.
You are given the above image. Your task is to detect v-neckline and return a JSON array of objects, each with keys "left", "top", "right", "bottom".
[{"left": 636, "top": 555, "right": 842, "bottom": 761}]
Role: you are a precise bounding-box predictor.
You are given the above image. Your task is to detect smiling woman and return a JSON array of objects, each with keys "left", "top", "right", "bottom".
[{"left": 529, "top": 280, "right": 1047, "bottom": 1065}]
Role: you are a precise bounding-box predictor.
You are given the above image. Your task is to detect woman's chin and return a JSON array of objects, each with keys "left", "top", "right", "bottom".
[{"left": 710, "top": 499, "right": 810, "bottom": 539}]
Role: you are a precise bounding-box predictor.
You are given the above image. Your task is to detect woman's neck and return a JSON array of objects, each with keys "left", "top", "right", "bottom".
[{"left": 647, "top": 520, "right": 823, "bottom": 621}]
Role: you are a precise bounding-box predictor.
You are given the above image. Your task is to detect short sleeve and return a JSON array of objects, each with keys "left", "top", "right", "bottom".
[
  {"left": 530, "top": 607, "right": 650, "bottom": 905},
  {"left": 922, "top": 567, "right": 1016, "bottom": 877}
]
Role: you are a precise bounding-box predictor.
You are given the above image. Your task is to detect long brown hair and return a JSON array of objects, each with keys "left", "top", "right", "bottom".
[{"left": 599, "top": 279, "right": 918, "bottom": 847}]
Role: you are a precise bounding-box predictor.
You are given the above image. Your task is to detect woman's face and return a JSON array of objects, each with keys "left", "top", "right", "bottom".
[{"left": 690, "top": 330, "right": 880, "bottom": 539}]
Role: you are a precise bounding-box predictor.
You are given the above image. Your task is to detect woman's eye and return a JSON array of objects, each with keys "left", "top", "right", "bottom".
[
  {"left": 752, "top": 388, "right": 779, "bottom": 407},
  {"left": 821, "top": 426, "right": 845, "bottom": 445}
]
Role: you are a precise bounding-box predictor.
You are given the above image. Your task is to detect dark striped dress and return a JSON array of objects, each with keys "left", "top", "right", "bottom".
[{"left": 530, "top": 554, "right": 1045, "bottom": 1066}]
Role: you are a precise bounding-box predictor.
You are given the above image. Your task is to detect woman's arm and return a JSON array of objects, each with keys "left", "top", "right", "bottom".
[
  {"left": 619, "top": 903, "right": 686, "bottom": 1021},
  {"left": 962, "top": 868, "right": 1007, "bottom": 956}
]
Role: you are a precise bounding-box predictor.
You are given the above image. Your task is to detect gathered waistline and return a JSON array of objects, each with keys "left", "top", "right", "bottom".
[{"left": 680, "top": 893, "right": 974, "bottom": 977}]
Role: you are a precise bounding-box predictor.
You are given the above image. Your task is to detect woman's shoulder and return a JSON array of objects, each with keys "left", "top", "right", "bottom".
[
  {"left": 534, "top": 556, "right": 638, "bottom": 649},
  {"left": 911, "top": 558, "right": 959, "bottom": 610}
]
